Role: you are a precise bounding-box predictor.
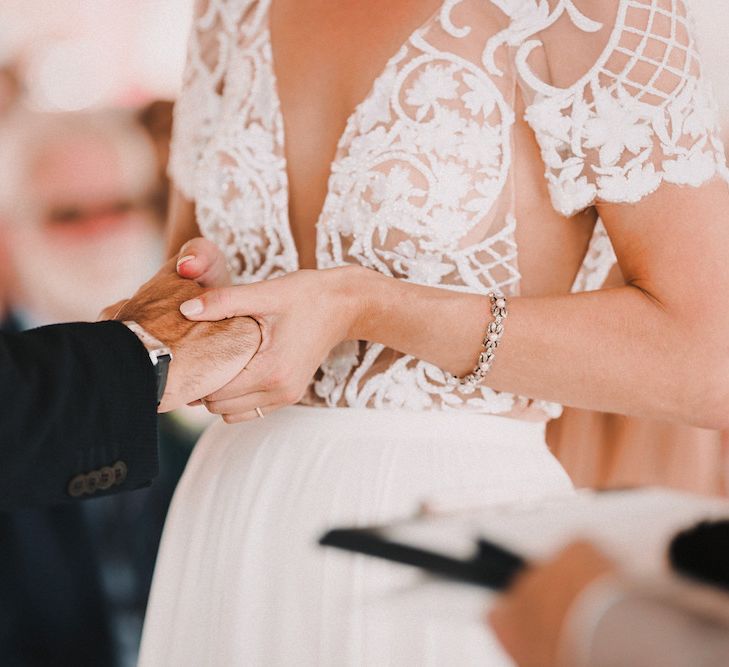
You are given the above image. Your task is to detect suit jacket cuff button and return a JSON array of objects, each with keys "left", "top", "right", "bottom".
[
  {"left": 98, "top": 466, "right": 115, "bottom": 490},
  {"left": 68, "top": 474, "right": 87, "bottom": 498},
  {"left": 85, "top": 470, "right": 101, "bottom": 495},
  {"left": 112, "top": 461, "right": 128, "bottom": 486}
]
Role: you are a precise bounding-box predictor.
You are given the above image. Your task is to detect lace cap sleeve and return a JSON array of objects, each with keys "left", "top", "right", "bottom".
[
  {"left": 168, "top": 0, "right": 232, "bottom": 200},
  {"left": 517, "top": 0, "right": 729, "bottom": 217}
]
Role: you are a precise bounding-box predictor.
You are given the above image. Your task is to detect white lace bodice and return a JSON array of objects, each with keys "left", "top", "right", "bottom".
[{"left": 170, "top": 0, "right": 727, "bottom": 420}]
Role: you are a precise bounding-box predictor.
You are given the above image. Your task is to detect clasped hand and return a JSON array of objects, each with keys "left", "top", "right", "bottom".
[
  {"left": 176, "top": 238, "right": 361, "bottom": 422},
  {"left": 100, "top": 256, "right": 261, "bottom": 413}
]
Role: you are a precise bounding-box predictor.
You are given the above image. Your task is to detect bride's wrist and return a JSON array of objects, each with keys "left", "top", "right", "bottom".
[{"left": 325, "top": 265, "right": 385, "bottom": 342}]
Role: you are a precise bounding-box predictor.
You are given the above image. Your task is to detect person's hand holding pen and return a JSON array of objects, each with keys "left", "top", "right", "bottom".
[{"left": 488, "top": 542, "right": 616, "bottom": 667}]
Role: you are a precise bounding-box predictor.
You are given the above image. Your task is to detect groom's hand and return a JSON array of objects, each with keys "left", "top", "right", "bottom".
[{"left": 109, "top": 259, "right": 261, "bottom": 412}]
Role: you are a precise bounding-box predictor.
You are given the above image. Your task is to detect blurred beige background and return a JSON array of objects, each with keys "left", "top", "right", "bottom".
[
  {"left": 0, "top": 1, "right": 727, "bottom": 119},
  {"left": 0, "top": 0, "right": 194, "bottom": 110},
  {"left": 693, "top": 0, "right": 729, "bottom": 123}
]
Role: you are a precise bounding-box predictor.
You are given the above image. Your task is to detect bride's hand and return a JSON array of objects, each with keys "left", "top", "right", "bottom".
[
  {"left": 178, "top": 267, "right": 363, "bottom": 422},
  {"left": 175, "top": 237, "right": 232, "bottom": 288}
]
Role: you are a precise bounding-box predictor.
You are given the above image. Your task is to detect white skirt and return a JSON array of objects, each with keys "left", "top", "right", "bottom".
[{"left": 139, "top": 406, "right": 573, "bottom": 666}]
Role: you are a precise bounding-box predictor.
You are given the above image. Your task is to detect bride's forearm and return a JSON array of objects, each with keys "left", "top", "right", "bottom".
[
  {"left": 345, "top": 267, "right": 488, "bottom": 377},
  {"left": 342, "top": 266, "right": 729, "bottom": 429}
]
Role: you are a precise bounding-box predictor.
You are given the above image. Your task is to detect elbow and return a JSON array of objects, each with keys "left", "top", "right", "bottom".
[
  {"left": 694, "top": 398, "right": 729, "bottom": 432},
  {"left": 675, "top": 353, "right": 729, "bottom": 430},
  {"left": 656, "top": 296, "right": 729, "bottom": 430}
]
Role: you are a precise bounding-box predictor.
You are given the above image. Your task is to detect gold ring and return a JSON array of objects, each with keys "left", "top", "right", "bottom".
[{"left": 255, "top": 407, "right": 265, "bottom": 419}]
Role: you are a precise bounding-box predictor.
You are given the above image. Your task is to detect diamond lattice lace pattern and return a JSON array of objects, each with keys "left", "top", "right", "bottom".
[{"left": 521, "top": 0, "right": 728, "bottom": 215}]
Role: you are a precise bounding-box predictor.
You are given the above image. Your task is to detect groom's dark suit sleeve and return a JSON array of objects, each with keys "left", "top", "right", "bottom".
[{"left": 1, "top": 320, "right": 159, "bottom": 510}]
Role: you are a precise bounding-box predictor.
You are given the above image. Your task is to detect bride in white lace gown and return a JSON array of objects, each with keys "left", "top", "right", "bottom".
[{"left": 139, "top": 0, "right": 729, "bottom": 664}]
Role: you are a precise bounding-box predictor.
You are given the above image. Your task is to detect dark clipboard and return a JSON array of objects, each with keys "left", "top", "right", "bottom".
[{"left": 319, "top": 526, "right": 528, "bottom": 591}]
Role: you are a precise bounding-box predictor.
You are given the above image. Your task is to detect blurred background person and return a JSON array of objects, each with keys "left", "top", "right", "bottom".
[
  {"left": 0, "top": 108, "right": 162, "bottom": 667},
  {"left": 0, "top": 61, "right": 22, "bottom": 120},
  {"left": 0, "top": 109, "right": 163, "bottom": 324},
  {"left": 136, "top": 100, "right": 175, "bottom": 222},
  {"left": 0, "top": 61, "right": 22, "bottom": 323},
  {"left": 0, "top": 229, "right": 17, "bottom": 328},
  {"left": 0, "top": 106, "right": 205, "bottom": 666},
  {"left": 0, "top": 3, "right": 199, "bottom": 665}
]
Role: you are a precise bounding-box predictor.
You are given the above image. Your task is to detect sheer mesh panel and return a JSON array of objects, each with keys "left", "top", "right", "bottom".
[{"left": 521, "top": 0, "right": 727, "bottom": 216}]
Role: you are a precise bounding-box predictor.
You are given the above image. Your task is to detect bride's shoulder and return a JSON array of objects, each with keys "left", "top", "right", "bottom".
[
  {"left": 514, "top": 0, "right": 727, "bottom": 216},
  {"left": 531, "top": 0, "right": 695, "bottom": 60},
  {"left": 518, "top": 0, "right": 705, "bottom": 117}
]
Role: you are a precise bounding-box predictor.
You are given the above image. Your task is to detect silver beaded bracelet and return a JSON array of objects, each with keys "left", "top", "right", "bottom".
[{"left": 448, "top": 291, "right": 507, "bottom": 394}]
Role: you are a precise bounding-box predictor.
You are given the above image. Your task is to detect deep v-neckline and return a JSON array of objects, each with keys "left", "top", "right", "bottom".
[{"left": 264, "top": 0, "right": 446, "bottom": 269}]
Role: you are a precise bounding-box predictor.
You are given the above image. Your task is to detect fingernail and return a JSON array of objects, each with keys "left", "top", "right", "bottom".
[
  {"left": 176, "top": 255, "right": 195, "bottom": 270},
  {"left": 180, "top": 299, "right": 203, "bottom": 317}
]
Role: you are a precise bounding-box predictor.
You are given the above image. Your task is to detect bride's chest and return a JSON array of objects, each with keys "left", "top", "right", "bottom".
[
  {"left": 270, "top": 0, "right": 447, "bottom": 266},
  {"left": 195, "top": 0, "right": 525, "bottom": 290},
  {"left": 270, "top": 0, "right": 442, "bottom": 113}
]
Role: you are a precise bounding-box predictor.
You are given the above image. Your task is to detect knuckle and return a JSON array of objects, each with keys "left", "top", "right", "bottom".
[
  {"left": 205, "top": 240, "right": 223, "bottom": 261},
  {"left": 179, "top": 238, "right": 195, "bottom": 254},
  {"left": 208, "top": 288, "right": 233, "bottom": 317},
  {"left": 194, "top": 236, "right": 213, "bottom": 252},
  {"left": 205, "top": 390, "right": 221, "bottom": 402},
  {"left": 205, "top": 291, "right": 220, "bottom": 310},
  {"left": 207, "top": 385, "right": 233, "bottom": 403},
  {"left": 220, "top": 289, "right": 238, "bottom": 316},
  {"left": 182, "top": 236, "right": 206, "bottom": 254}
]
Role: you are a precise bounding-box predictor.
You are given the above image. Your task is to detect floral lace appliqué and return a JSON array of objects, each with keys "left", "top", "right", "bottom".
[{"left": 169, "top": 0, "right": 726, "bottom": 421}]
